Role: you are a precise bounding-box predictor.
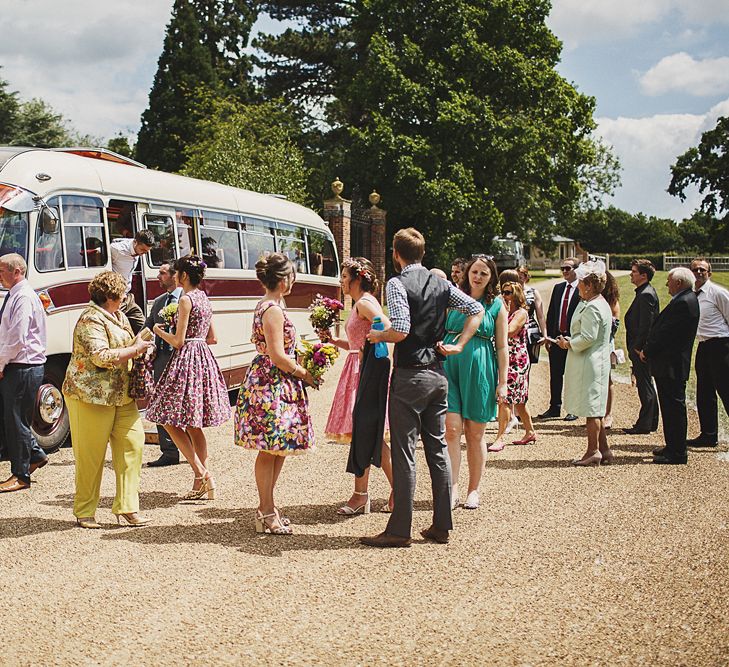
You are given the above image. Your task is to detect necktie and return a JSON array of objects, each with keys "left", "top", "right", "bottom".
[{"left": 559, "top": 284, "right": 572, "bottom": 334}]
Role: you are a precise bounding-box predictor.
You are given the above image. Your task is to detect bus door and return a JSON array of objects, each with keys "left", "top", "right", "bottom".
[{"left": 107, "top": 199, "right": 146, "bottom": 314}]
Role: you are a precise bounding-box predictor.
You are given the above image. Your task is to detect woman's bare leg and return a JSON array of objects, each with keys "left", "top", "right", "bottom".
[{"left": 445, "top": 412, "right": 464, "bottom": 503}]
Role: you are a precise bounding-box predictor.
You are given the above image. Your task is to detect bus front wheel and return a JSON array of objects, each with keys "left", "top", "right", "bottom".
[{"left": 32, "top": 360, "right": 70, "bottom": 454}]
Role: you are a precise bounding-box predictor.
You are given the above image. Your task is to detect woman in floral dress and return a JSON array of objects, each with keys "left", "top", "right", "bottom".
[
  {"left": 320, "top": 257, "right": 394, "bottom": 515},
  {"left": 489, "top": 281, "right": 537, "bottom": 451},
  {"left": 234, "top": 253, "right": 315, "bottom": 535},
  {"left": 147, "top": 255, "right": 230, "bottom": 500}
]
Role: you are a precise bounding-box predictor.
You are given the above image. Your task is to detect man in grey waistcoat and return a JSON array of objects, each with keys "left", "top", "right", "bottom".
[
  {"left": 361, "top": 228, "right": 484, "bottom": 548},
  {"left": 145, "top": 262, "right": 182, "bottom": 467}
]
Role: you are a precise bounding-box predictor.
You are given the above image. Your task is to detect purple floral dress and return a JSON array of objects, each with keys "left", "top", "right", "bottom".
[
  {"left": 507, "top": 308, "right": 530, "bottom": 404},
  {"left": 233, "top": 300, "right": 314, "bottom": 455},
  {"left": 146, "top": 289, "right": 230, "bottom": 428}
]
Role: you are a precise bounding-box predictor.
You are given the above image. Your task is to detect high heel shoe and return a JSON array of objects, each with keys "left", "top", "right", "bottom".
[
  {"left": 114, "top": 512, "right": 150, "bottom": 526},
  {"left": 182, "top": 475, "right": 215, "bottom": 500},
  {"left": 336, "top": 491, "right": 370, "bottom": 515},
  {"left": 512, "top": 433, "right": 537, "bottom": 445},
  {"left": 76, "top": 517, "right": 101, "bottom": 529},
  {"left": 204, "top": 473, "right": 216, "bottom": 500},
  {"left": 463, "top": 490, "right": 480, "bottom": 510},
  {"left": 572, "top": 452, "right": 602, "bottom": 467},
  {"left": 255, "top": 509, "right": 293, "bottom": 535},
  {"left": 487, "top": 440, "right": 506, "bottom": 453}
]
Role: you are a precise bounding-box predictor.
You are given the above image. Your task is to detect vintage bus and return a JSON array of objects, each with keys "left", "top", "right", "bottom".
[{"left": 0, "top": 146, "right": 340, "bottom": 452}]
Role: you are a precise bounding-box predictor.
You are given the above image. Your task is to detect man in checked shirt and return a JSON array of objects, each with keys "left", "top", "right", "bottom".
[{"left": 361, "top": 228, "right": 484, "bottom": 548}]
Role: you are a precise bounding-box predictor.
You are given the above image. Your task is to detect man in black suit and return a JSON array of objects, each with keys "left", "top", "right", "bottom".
[
  {"left": 624, "top": 259, "right": 660, "bottom": 434},
  {"left": 144, "top": 262, "right": 182, "bottom": 467},
  {"left": 642, "top": 268, "right": 700, "bottom": 464},
  {"left": 539, "top": 257, "right": 581, "bottom": 420}
]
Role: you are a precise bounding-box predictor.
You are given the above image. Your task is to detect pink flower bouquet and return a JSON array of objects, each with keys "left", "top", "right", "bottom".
[
  {"left": 297, "top": 340, "right": 339, "bottom": 389},
  {"left": 309, "top": 293, "right": 344, "bottom": 332}
]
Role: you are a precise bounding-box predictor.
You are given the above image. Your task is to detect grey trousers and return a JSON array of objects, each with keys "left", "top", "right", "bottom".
[{"left": 385, "top": 366, "right": 453, "bottom": 538}]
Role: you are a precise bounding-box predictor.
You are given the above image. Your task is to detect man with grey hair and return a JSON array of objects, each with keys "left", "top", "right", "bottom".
[
  {"left": 0, "top": 253, "right": 49, "bottom": 491},
  {"left": 641, "top": 267, "right": 699, "bottom": 464}
]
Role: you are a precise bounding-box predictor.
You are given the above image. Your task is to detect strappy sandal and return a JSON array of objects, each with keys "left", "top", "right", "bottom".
[
  {"left": 336, "top": 491, "right": 370, "bottom": 516},
  {"left": 255, "top": 509, "right": 293, "bottom": 535}
]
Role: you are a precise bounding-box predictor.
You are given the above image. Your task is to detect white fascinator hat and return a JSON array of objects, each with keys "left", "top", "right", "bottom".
[{"left": 574, "top": 257, "right": 607, "bottom": 281}]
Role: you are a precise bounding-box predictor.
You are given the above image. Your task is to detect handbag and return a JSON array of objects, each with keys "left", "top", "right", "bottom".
[
  {"left": 527, "top": 323, "right": 542, "bottom": 364},
  {"left": 129, "top": 353, "right": 155, "bottom": 399}
]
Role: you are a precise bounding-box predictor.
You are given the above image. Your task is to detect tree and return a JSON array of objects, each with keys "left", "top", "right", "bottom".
[
  {"left": 0, "top": 68, "right": 19, "bottom": 143},
  {"left": 669, "top": 116, "right": 729, "bottom": 216},
  {"left": 576, "top": 137, "right": 622, "bottom": 211},
  {"left": 257, "top": 0, "right": 599, "bottom": 265},
  {"left": 136, "top": 0, "right": 257, "bottom": 172},
  {"left": 11, "top": 98, "right": 69, "bottom": 147},
  {"left": 106, "top": 134, "right": 135, "bottom": 158},
  {"left": 181, "top": 96, "right": 311, "bottom": 205}
]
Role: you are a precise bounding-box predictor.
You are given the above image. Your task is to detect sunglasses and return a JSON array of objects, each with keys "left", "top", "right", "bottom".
[{"left": 560, "top": 266, "right": 573, "bottom": 272}]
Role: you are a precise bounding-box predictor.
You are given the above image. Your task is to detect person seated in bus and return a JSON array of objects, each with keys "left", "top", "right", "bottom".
[
  {"left": 110, "top": 229, "right": 154, "bottom": 334},
  {"left": 35, "top": 208, "right": 63, "bottom": 271},
  {"left": 85, "top": 236, "right": 105, "bottom": 267},
  {"left": 201, "top": 236, "right": 223, "bottom": 269}
]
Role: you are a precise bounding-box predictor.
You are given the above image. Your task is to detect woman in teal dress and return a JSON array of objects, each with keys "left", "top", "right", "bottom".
[{"left": 444, "top": 255, "right": 508, "bottom": 510}]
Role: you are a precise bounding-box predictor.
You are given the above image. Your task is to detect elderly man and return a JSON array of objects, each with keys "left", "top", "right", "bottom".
[
  {"left": 0, "top": 254, "right": 49, "bottom": 492},
  {"left": 643, "top": 268, "right": 700, "bottom": 464},
  {"left": 688, "top": 258, "right": 729, "bottom": 447},
  {"left": 539, "top": 257, "right": 581, "bottom": 420},
  {"left": 624, "top": 259, "right": 660, "bottom": 434},
  {"left": 110, "top": 229, "right": 155, "bottom": 334},
  {"left": 144, "top": 262, "right": 183, "bottom": 467}
]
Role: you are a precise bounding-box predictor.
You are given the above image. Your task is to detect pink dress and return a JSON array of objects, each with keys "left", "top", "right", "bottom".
[{"left": 325, "top": 294, "right": 385, "bottom": 443}]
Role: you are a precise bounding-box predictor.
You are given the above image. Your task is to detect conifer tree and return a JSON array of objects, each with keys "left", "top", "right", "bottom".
[{"left": 0, "top": 68, "right": 19, "bottom": 143}]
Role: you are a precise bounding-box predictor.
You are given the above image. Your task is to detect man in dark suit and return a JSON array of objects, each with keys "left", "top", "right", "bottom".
[
  {"left": 144, "top": 262, "right": 182, "bottom": 467},
  {"left": 642, "top": 268, "right": 700, "bottom": 464},
  {"left": 539, "top": 257, "right": 581, "bottom": 420},
  {"left": 624, "top": 259, "right": 660, "bottom": 434}
]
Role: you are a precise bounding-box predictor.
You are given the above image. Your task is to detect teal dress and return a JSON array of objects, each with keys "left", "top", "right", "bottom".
[{"left": 444, "top": 298, "right": 502, "bottom": 423}]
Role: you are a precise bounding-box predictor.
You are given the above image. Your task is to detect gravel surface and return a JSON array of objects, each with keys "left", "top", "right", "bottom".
[{"left": 1, "top": 279, "right": 728, "bottom": 666}]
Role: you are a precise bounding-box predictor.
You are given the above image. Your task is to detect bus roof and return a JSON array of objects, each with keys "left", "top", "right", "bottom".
[{"left": 0, "top": 146, "right": 328, "bottom": 232}]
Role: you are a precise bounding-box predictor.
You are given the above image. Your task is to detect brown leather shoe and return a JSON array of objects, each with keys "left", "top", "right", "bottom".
[
  {"left": 359, "top": 531, "right": 411, "bottom": 548},
  {"left": 420, "top": 525, "right": 449, "bottom": 544},
  {"left": 29, "top": 458, "right": 49, "bottom": 474},
  {"left": 0, "top": 476, "right": 30, "bottom": 493}
]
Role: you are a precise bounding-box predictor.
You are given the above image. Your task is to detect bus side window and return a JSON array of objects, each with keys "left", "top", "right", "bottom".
[
  {"left": 59, "top": 195, "right": 108, "bottom": 269},
  {"left": 241, "top": 217, "right": 275, "bottom": 269},
  {"left": 308, "top": 230, "right": 338, "bottom": 277},
  {"left": 276, "top": 225, "right": 307, "bottom": 273},
  {"left": 175, "top": 208, "right": 198, "bottom": 257},
  {"left": 35, "top": 206, "right": 64, "bottom": 271},
  {"left": 200, "top": 210, "right": 242, "bottom": 269},
  {"left": 107, "top": 200, "right": 137, "bottom": 240},
  {"left": 145, "top": 215, "right": 176, "bottom": 267}
]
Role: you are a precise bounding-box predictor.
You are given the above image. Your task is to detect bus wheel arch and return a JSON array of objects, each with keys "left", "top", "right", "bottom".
[{"left": 32, "top": 355, "right": 71, "bottom": 454}]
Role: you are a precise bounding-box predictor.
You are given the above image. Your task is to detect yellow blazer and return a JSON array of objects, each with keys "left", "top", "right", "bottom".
[{"left": 62, "top": 302, "right": 135, "bottom": 406}]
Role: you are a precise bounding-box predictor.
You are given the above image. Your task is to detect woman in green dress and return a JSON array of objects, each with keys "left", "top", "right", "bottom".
[{"left": 444, "top": 255, "right": 508, "bottom": 510}]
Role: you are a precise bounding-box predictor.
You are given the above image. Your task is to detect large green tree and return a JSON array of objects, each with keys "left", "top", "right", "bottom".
[
  {"left": 11, "top": 98, "right": 70, "bottom": 147},
  {"left": 0, "top": 68, "right": 19, "bottom": 143},
  {"left": 182, "top": 96, "right": 311, "bottom": 205},
  {"left": 136, "top": 0, "right": 257, "bottom": 172},
  {"left": 257, "top": 0, "right": 600, "bottom": 264}
]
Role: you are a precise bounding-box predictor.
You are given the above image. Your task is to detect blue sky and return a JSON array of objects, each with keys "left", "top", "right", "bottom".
[{"left": 2, "top": 0, "right": 728, "bottom": 222}]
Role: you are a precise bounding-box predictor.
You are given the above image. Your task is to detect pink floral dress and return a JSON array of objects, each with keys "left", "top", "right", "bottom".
[
  {"left": 234, "top": 300, "right": 314, "bottom": 455},
  {"left": 146, "top": 289, "right": 230, "bottom": 428},
  {"left": 325, "top": 294, "right": 387, "bottom": 442},
  {"left": 507, "top": 308, "right": 530, "bottom": 404}
]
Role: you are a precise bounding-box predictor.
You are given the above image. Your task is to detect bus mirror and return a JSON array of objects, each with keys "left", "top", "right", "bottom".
[{"left": 3, "top": 190, "right": 37, "bottom": 213}]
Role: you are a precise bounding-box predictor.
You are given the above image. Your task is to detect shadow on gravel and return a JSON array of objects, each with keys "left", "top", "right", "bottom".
[
  {"left": 486, "top": 457, "right": 643, "bottom": 469},
  {"left": 40, "top": 491, "right": 180, "bottom": 510},
  {"left": 0, "top": 517, "right": 74, "bottom": 538}
]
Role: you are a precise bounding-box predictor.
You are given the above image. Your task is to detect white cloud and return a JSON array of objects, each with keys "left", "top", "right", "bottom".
[
  {"left": 596, "top": 97, "right": 729, "bottom": 218},
  {"left": 0, "top": 0, "right": 174, "bottom": 139},
  {"left": 640, "top": 52, "right": 729, "bottom": 96},
  {"left": 549, "top": 0, "right": 729, "bottom": 49}
]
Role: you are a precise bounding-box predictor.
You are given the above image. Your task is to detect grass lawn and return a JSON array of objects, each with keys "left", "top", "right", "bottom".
[{"left": 615, "top": 270, "right": 729, "bottom": 436}]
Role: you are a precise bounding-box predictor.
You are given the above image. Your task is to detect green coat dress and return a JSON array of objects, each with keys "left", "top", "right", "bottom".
[
  {"left": 563, "top": 296, "right": 612, "bottom": 418},
  {"left": 444, "top": 298, "right": 502, "bottom": 423}
]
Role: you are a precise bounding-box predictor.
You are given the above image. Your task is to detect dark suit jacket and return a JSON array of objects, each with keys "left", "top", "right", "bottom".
[
  {"left": 644, "top": 288, "right": 699, "bottom": 381},
  {"left": 144, "top": 288, "right": 182, "bottom": 375},
  {"left": 625, "top": 282, "right": 659, "bottom": 353},
  {"left": 546, "top": 281, "right": 581, "bottom": 338}
]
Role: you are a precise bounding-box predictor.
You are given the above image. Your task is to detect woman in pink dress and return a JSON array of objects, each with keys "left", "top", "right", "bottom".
[
  {"left": 147, "top": 255, "right": 230, "bottom": 500},
  {"left": 321, "top": 257, "right": 394, "bottom": 515}
]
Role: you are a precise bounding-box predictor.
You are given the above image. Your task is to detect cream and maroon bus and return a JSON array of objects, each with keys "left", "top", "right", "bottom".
[{"left": 0, "top": 146, "right": 340, "bottom": 452}]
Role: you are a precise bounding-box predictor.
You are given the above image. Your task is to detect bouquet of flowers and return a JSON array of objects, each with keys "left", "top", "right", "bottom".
[
  {"left": 160, "top": 302, "right": 178, "bottom": 329},
  {"left": 296, "top": 340, "right": 340, "bottom": 389},
  {"left": 309, "top": 293, "right": 344, "bottom": 332}
]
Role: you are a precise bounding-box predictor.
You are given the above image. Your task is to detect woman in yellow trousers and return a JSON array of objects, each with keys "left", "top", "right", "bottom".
[{"left": 62, "top": 272, "right": 154, "bottom": 528}]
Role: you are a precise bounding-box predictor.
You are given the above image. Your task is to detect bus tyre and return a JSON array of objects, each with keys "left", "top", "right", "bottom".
[{"left": 32, "top": 360, "right": 70, "bottom": 454}]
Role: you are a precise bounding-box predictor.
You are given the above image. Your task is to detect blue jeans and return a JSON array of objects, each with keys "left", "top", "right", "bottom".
[{"left": 0, "top": 364, "right": 47, "bottom": 483}]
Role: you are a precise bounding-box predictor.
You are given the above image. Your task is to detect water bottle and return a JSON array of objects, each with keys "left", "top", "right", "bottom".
[{"left": 371, "top": 317, "right": 389, "bottom": 359}]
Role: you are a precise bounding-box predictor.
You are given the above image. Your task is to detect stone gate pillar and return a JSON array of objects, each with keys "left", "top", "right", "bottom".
[
  {"left": 367, "top": 190, "right": 387, "bottom": 304},
  {"left": 322, "top": 177, "right": 351, "bottom": 308}
]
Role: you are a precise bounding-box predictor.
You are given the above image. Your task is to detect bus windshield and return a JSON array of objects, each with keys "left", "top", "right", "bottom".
[{"left": 0, "top": 185, "right": 29, "bottom": 265}]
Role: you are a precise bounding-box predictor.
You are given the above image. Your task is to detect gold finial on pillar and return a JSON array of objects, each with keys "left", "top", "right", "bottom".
[
  {"left": 331, "top": 177, "right": 344, "bottom": 201},
  {"left": 369, "top": 190, "right": 381, "bottom": 208}
]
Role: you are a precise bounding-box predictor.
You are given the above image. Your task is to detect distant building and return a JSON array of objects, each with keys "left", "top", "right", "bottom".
[{"left": 528, "top": 235, "right": 578, "bottom": 270}]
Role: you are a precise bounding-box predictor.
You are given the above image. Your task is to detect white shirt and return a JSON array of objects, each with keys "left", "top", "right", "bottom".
[
  {"left": 110, "top": 238, "right": 139, "bottom": 293},
  {"left": 0, "top": 279, "right": 47, "bottom": 372},
  {"left": 696, "top": 279, "right": 729, "bottom": 342}
]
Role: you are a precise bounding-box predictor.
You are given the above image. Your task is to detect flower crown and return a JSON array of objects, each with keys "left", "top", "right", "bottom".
[{"left": 343, "top": 258, "right": 373, "bottom": 281}]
